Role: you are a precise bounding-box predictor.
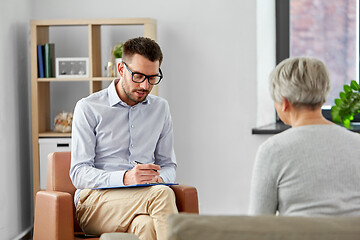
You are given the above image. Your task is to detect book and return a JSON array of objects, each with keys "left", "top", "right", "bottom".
[
  {"left": 37, "top": 45, "right": 45, "bottom": 78},
  {"left": 44, "top": 43, "right": 55, "bottom": 77},
  {"left": 92, "top": 183, "right": 179, "bottom": 190}
]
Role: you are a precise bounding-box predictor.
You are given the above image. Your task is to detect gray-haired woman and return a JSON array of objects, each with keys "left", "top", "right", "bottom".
[{"left": 249, "top": 57, "right": 360, "bottom": 216}]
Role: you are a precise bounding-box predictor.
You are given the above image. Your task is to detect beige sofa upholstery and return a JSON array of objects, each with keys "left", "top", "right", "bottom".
[
  {"left": 167, "top": 213, "right": 360, "bottom": 240},
  {"left": 100, "top": 233, "right": 139, "bottom": 240}
]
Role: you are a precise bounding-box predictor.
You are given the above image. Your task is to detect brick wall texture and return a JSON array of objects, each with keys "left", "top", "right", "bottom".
[{"left": 290, "top": 0, "right": 356, "bottom": 105}]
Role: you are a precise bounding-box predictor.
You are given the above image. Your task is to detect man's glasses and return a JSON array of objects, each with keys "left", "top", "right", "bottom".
[{"left": 123, "top": 62, "right": 163, "bottom": 85}]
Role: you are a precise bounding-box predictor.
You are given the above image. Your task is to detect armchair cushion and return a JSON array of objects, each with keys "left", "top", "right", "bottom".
[{"left": 34, "top": 191, "right": 74, "bottom": 240}]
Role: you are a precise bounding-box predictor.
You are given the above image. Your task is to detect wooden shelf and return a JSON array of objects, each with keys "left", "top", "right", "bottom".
[
  {"left": 31, "top": 18, "right": 156, "bottom": 26},
  {"left": 39, "top": 131, "right": 71, "bottom": 137},
  {"left": 37, "top": 77, "right": 115, "bottom": 82},
  {"left": 37, "top": 77, "right": 91, "bottom": 82},
  {"left": 31, "top": 18, "right": 157, "bottom": 200}
]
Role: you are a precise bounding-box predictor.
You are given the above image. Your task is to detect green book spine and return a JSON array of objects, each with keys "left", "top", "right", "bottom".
[{"left": 44, "top": 43, "right": 55, "bottom": 77}]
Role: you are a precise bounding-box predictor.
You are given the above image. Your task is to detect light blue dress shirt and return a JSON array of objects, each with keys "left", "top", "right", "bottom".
[{"left": 70, "top": 79, "right": 177, "bottom": 205}]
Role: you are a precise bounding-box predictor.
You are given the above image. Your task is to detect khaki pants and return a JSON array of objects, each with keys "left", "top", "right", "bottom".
[{"left": 76, "top": 185, "right": 178, "bottom": 240}]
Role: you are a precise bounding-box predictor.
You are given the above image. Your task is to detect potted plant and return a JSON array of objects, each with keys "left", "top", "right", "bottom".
[
  {"left": 331, "top": 80, "right": 360, "bottom": 129},
  {"left": 112, "top": 42, "right": 124, "bottom": 59},
  {"left": 112, "top": 42, "right": 124, "bottom": 77}
]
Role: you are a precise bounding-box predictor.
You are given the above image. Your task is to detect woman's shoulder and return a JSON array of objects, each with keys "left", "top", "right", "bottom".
[
  {"left": 295, "top": 124, "right": 360, "bottom": 139},
  {"left": 260, "top": 126, "right": 299, "bottom": 148},
  {"left": 325, "top": 124, "right": 360, "bottom": 142},
  {"left": 261, "top": 123, "right": 360, "bottom": 150}
]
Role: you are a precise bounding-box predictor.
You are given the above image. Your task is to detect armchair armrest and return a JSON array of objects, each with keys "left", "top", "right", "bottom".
[
  {"left": 170, "top": 185, "right": 199, "bottom": 213},
  {"left": 34, "top": 191, "right": 74, "bottom": 240}
]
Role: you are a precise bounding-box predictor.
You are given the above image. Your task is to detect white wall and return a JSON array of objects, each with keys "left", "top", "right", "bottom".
[
  {"left": 29, "top": 0, "right": 274, "bottom": 215},
  {"left": 0, "top": 0, "right": 32, "bottom": 239},
  {"left": 257, "top": 0, "right": 277, "bottom": 127}
]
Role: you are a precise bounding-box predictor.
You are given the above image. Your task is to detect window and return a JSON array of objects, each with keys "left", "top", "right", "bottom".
[{"left": 276, "top": 0, "right": 359, "bottom": 121}]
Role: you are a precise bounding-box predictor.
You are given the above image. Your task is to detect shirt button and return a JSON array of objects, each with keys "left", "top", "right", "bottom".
[
  {"left": 131, "top": 125, "right": 134, "bottom": 128},
  {"left": 131, "top": 144, "right": 134, "bottom": 148}
]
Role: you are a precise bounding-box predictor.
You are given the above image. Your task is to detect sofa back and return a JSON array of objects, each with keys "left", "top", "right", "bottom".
[{"left": 168, "top": 214, "right": 360, "bottom": 240}]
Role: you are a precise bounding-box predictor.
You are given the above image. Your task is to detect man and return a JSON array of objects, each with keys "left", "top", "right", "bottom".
[{"left": 70, "top": 37, "right": 178, "bottom": 240}]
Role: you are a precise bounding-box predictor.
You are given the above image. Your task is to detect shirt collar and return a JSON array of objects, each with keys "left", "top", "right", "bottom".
[{"left": 108, "top": 79, "right": 150, "bottom": 107}]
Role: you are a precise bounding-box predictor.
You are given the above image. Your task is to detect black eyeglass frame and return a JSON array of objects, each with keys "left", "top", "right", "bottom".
[{"left": 123, "top": 62, "right": 163, "bottom": 85}]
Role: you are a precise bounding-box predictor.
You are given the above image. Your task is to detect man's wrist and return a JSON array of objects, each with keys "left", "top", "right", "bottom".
[{"left": 123, "top": 170, "right": 130, "bottom": 185}]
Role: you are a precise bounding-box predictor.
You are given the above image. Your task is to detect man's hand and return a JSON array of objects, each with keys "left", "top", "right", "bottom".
[{"left": 124, "top": 163, "right": 162, "bottom": 185}]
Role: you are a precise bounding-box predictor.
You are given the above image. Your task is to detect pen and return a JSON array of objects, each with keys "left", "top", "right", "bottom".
[
  {"left": 131, "top": 160, "right": 143, "bottom": 165},
  {"left": 131, "top": 160, "right": 158, "bottom": 172}
]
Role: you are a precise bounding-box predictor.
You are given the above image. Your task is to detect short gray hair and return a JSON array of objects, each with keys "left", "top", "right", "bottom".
[{"left": 269, "top": 57, "right": 331, "bottom": 108}]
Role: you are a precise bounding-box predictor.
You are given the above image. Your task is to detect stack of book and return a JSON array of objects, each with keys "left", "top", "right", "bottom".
[{"left": 37, "top": 43, "right": 55, "bottom": 78}]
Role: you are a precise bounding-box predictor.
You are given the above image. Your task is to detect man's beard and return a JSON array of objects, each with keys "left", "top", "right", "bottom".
[{"left": 122, "top": 81, "right": 149, "bottom": 104}]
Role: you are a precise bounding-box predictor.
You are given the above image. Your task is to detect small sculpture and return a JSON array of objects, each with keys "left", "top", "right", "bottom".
[{"left": 54, "top": 111, "right": 73, "bottom": 133}]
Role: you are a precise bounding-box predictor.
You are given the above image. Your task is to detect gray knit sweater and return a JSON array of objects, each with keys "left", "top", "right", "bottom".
[{"left": 249, "top": 124, "right": 360, "bottom": 216}]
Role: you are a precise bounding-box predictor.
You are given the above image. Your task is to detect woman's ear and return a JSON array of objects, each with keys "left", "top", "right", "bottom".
[{"left": 281, "top": 97, "right": 290, "bottom": 112}]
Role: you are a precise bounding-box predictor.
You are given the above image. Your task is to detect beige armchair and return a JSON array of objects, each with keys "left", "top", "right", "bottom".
[{"left": 33, "top": 152, "right": 199, "bottom": 240}]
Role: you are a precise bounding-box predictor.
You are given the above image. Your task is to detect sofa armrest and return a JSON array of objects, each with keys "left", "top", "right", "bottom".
[
  {"left": 170, "top": 185, "right": 199, "bottom": 213},
  {"left": 34, "top": 191, "right": 74, "bottom": 240}
]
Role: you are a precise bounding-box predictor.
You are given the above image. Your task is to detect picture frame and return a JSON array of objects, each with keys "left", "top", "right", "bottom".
[{"left": 55, "top": 57, "right": 89, "bottom": 78}]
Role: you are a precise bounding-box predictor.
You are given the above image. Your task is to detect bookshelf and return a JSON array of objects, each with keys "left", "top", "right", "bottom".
[{"left": 30, "top": 18, "right": 157, "bottom": 199}]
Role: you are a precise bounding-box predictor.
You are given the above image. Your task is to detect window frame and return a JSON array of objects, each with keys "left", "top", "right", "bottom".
[{"left": 275, "top": 0, "right": 360, "bottom": 123}]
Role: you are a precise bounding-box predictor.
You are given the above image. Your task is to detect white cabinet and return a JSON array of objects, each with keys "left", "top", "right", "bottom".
[{"left": 38, "top": 138, "right": 71, "bottom": 189}]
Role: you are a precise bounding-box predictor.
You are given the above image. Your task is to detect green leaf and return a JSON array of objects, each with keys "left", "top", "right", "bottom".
[
  {"left": 344, "top": 85, "right": 352, "bottom": 93},
  {"left": 331, "top": 106, "right": 341, "bottom": 123},
  {"left": 343, "top": 118, "right": 351, "bottom": 129},
  {"left": 354, "top": 101, "right": 360, "bottom": 109},
  {"left": 340, "top": 92, "right": 346, "bottom": 100},
  {"left": 331, "top": 105, "right": 338, "bottom": 114},
  {"left": 350, "top": 80, "right": 360, "bottom": 91},
  {"left": 332, "top": 81, "right": 360, "bottom": 128},
  {"left": 334, "top": 98, "right": 341, "bottom": 106}
]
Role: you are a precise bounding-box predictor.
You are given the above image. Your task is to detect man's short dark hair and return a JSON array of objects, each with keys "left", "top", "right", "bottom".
[{"left": 123, "top": 37, "right": 163, "bottom": 65}]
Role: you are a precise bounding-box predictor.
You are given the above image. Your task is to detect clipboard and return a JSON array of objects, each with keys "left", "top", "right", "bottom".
[{"left": 92, "top": 183, "right": 179, "bottom": 190}]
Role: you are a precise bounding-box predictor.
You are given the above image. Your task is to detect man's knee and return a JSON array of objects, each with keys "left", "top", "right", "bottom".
[
  {"left": 151, "top": 185, "right": 175, "bottom": 200},
  {"left": 148, "top": 185, "right": 178, "bottom": 214},
  {"left": 129, "top": 214, "right": 155, "bottom": 238}
]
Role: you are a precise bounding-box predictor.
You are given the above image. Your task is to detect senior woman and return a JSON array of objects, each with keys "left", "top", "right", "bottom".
[{"left": 249, "top": 57, "right": 360, "bottom": 216}]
